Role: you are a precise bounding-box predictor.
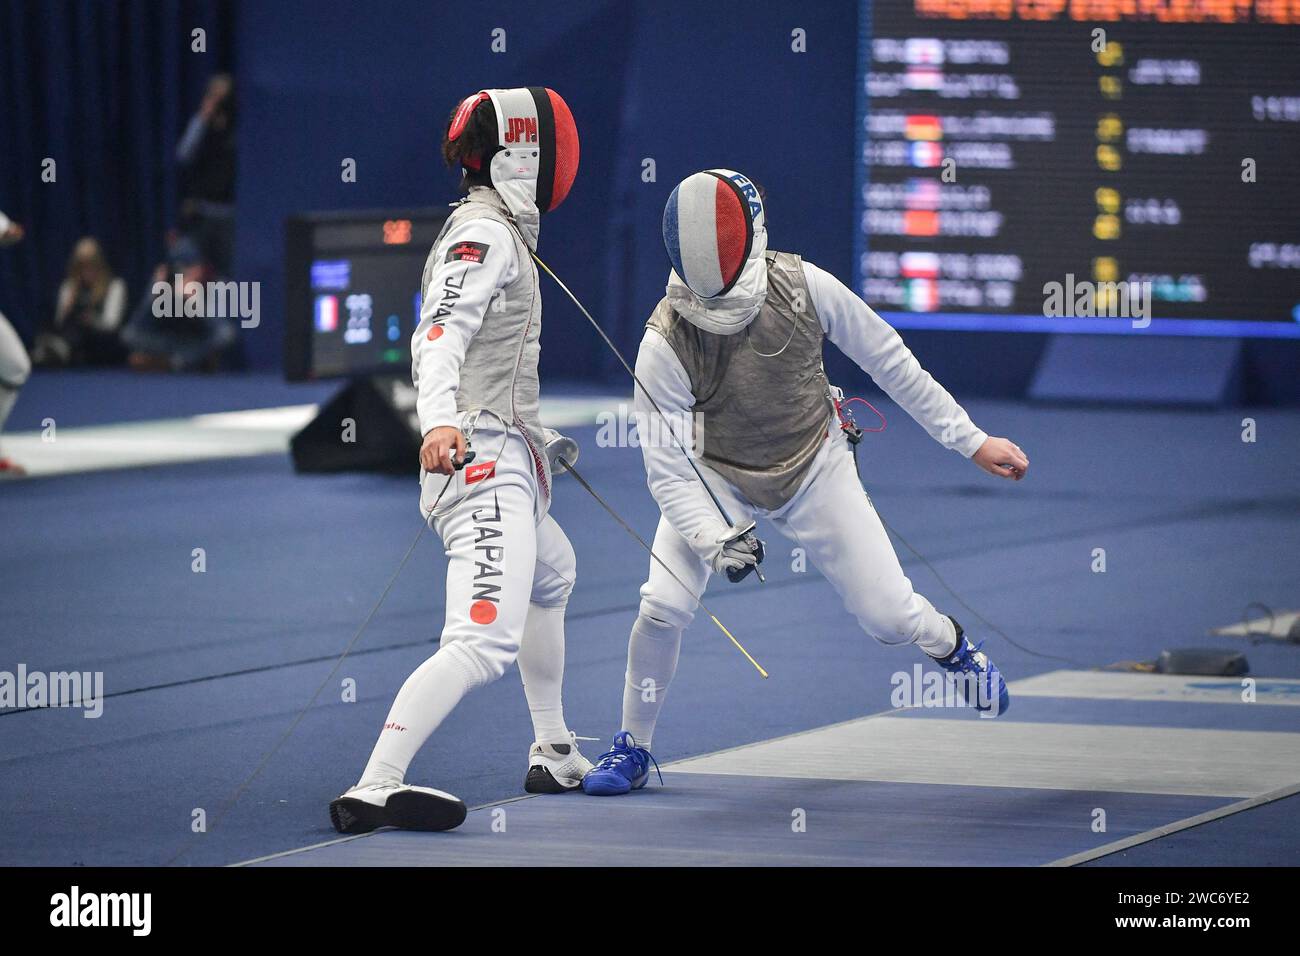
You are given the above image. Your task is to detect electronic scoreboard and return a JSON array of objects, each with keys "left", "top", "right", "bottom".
[{"left": 856, "top": 0, "right": 1300, "bottom": 336}]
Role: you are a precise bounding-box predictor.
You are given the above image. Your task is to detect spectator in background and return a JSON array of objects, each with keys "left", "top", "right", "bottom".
[
  {"left": 32, "top": 237, "right": 128, "bottom": 367},
  {"left": 177, "top": 73, "right": 236, "bottom": 276},
  {"left": 121, "top": 235, "right": 235, "bottom": 373},
  {"left": 0, "top": 209, "right": 31, "bottom": 476}
]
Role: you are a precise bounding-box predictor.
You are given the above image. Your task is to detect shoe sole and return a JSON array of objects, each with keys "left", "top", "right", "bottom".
[
  {"left": 582, "top": 771, "right": 651, "bottom": 796},
  {"left": 524, "top": 765, "right": 584, "bottom": 794},
  {"left": 385, "top": 790, "right": 467, "bottom": 831},
  {"left": 329, "top": 797, "right": 387, "bottom": 835},
  {"left": 582, "top": 778, "right": 631, "bottom": 795}
]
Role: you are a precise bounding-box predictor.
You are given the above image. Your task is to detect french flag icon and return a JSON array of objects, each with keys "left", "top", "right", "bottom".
[{"left": 315, "top": 295, "right": 339, "bottom": 332}]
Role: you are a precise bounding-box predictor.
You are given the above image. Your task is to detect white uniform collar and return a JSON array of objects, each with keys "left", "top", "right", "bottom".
[{"left": 461, "top": 186, "right": 539, "bottom": 250}]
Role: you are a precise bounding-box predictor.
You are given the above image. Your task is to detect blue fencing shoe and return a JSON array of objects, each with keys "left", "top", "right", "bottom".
[
  {"left": 581, "top": 731, "right": 661, "bottom": 795},
  {"left": 933, "top": 617, "right": 1010, "bottom": 716}
]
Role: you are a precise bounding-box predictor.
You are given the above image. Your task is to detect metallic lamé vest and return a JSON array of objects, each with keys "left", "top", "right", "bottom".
[
  {"left": 646, "top": 251, "right": 833, "bottom": 510},
  {"left": 419, "top": 188, "right": 549, "bottom": 491}
]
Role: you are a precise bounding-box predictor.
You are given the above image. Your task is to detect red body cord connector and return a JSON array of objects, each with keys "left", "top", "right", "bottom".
[{"left": 833, "top": 394, "right": 886, "bottom": 445}]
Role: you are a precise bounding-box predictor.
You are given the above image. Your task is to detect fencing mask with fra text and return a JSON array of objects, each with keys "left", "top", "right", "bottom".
[{"left": 662, "top": 168, "right": 768, "bottom": 335}]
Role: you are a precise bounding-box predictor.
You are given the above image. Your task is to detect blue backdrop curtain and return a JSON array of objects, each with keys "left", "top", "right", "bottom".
[{"left": 0, "top": 0, "right": 234, "bottom": 342}]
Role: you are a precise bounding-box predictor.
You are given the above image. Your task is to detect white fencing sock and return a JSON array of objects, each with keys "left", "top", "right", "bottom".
[
  {"left": 621, "top": 613, "right": 683, "bottom": 750},
  {"left": 357, "top": 645, "right": 479, "bottom": 788},
  {"left": 918, "top": 611, "right": 959, "bottom": 659},
  {"left": 516, "top": 603, "right": 571, "bottom": 745}
]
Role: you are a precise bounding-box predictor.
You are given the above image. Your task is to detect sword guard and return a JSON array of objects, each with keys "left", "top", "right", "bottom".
[
  {"left": 544, "top": 429, "right": 580, "bottom": 475},
  {"left": 722, "top": 522, "right": 766, "bottom": 584}
]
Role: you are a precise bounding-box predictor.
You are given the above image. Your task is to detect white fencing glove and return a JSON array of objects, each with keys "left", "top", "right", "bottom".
[
  {"left": 543, "top": 427, "right": 579, "bottom": 475},
  {"left": 692, "top": 522, "right": 765, "bottom": 581}
]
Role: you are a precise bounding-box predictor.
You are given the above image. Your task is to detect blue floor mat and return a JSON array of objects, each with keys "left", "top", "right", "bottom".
[
  {"left": 1084, "top": 794, "right": 1300, "bottom": 867},
  {"left": 2, "top": 391, "right": 1299, "bottom": 865}
]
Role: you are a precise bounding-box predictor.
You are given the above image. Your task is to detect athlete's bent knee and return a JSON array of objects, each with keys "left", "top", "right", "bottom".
[
  {"left": 638, "top": 593, "right": 694, "bottom": 631},
  {"left": 531, "top": 536, "right": 576, "bottom": 609},
  {"left": 440, "top": 634, "right": 519, "bottom": 689}
]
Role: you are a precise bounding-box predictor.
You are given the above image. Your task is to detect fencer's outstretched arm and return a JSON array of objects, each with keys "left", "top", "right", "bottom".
[
  {"left": 634, "top": 331, "right": 731, "bottom": 547},
  {"left": 411, "top": 218, "right": 517, "bottom": 437},
  {"left": 803, "top": 261, "right": 988, "bottom": 458}
]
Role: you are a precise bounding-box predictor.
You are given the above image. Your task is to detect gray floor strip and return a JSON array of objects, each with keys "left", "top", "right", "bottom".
[
  {"left": 1044, "top": 780, "right": 1300, "bottom": 867},
  {"left": 670, "top": 718, "right": 1300, "bottom": 797}
]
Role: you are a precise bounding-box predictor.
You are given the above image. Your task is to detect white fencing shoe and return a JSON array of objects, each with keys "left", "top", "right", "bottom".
[
  {"left": 329, "top": 782, "right": 467, "bottom": 834},
  {"left": 523, "top": 732, "right": 595, "bottom": 794}
]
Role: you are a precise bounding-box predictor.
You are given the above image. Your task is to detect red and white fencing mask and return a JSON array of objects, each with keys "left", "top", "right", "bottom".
[{"left": 447, "top": 87, "right": 579, "bottom": 247}]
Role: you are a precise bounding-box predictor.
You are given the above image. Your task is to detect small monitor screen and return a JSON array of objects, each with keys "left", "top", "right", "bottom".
[{"left": 285, "top": 210, "right": 447, "bottom": 380}]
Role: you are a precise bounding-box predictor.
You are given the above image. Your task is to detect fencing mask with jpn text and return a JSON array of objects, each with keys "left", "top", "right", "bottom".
[{"left": 447, "top": 86, "right": 580, "bottom": 249}]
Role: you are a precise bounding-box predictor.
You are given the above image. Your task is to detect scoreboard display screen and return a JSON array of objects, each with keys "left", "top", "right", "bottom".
[
  {"left": 855, "top": 0, "right": 1300, "bottom": 337},
  {"left": 285, "top": 209, "right": 447, "bottom": 380}
]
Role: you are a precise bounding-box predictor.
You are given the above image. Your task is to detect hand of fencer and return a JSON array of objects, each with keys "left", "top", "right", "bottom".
[
  {"left": 421, "top": 426, "right": 468, "bottom": 475},
  {"left": 972, "top": 436, "right": 1028, "bottom": 481},
  {"left": 703, "top": 528, "right": 762, "bottom": 576}
]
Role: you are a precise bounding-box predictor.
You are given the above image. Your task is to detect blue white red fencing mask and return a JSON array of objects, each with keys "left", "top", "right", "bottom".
[
  {"left": 447, "top": 87, "right": 579, "bottom": 248},
  {"left": 662, "top": 169, "right": 768, "bottom": 334}
]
